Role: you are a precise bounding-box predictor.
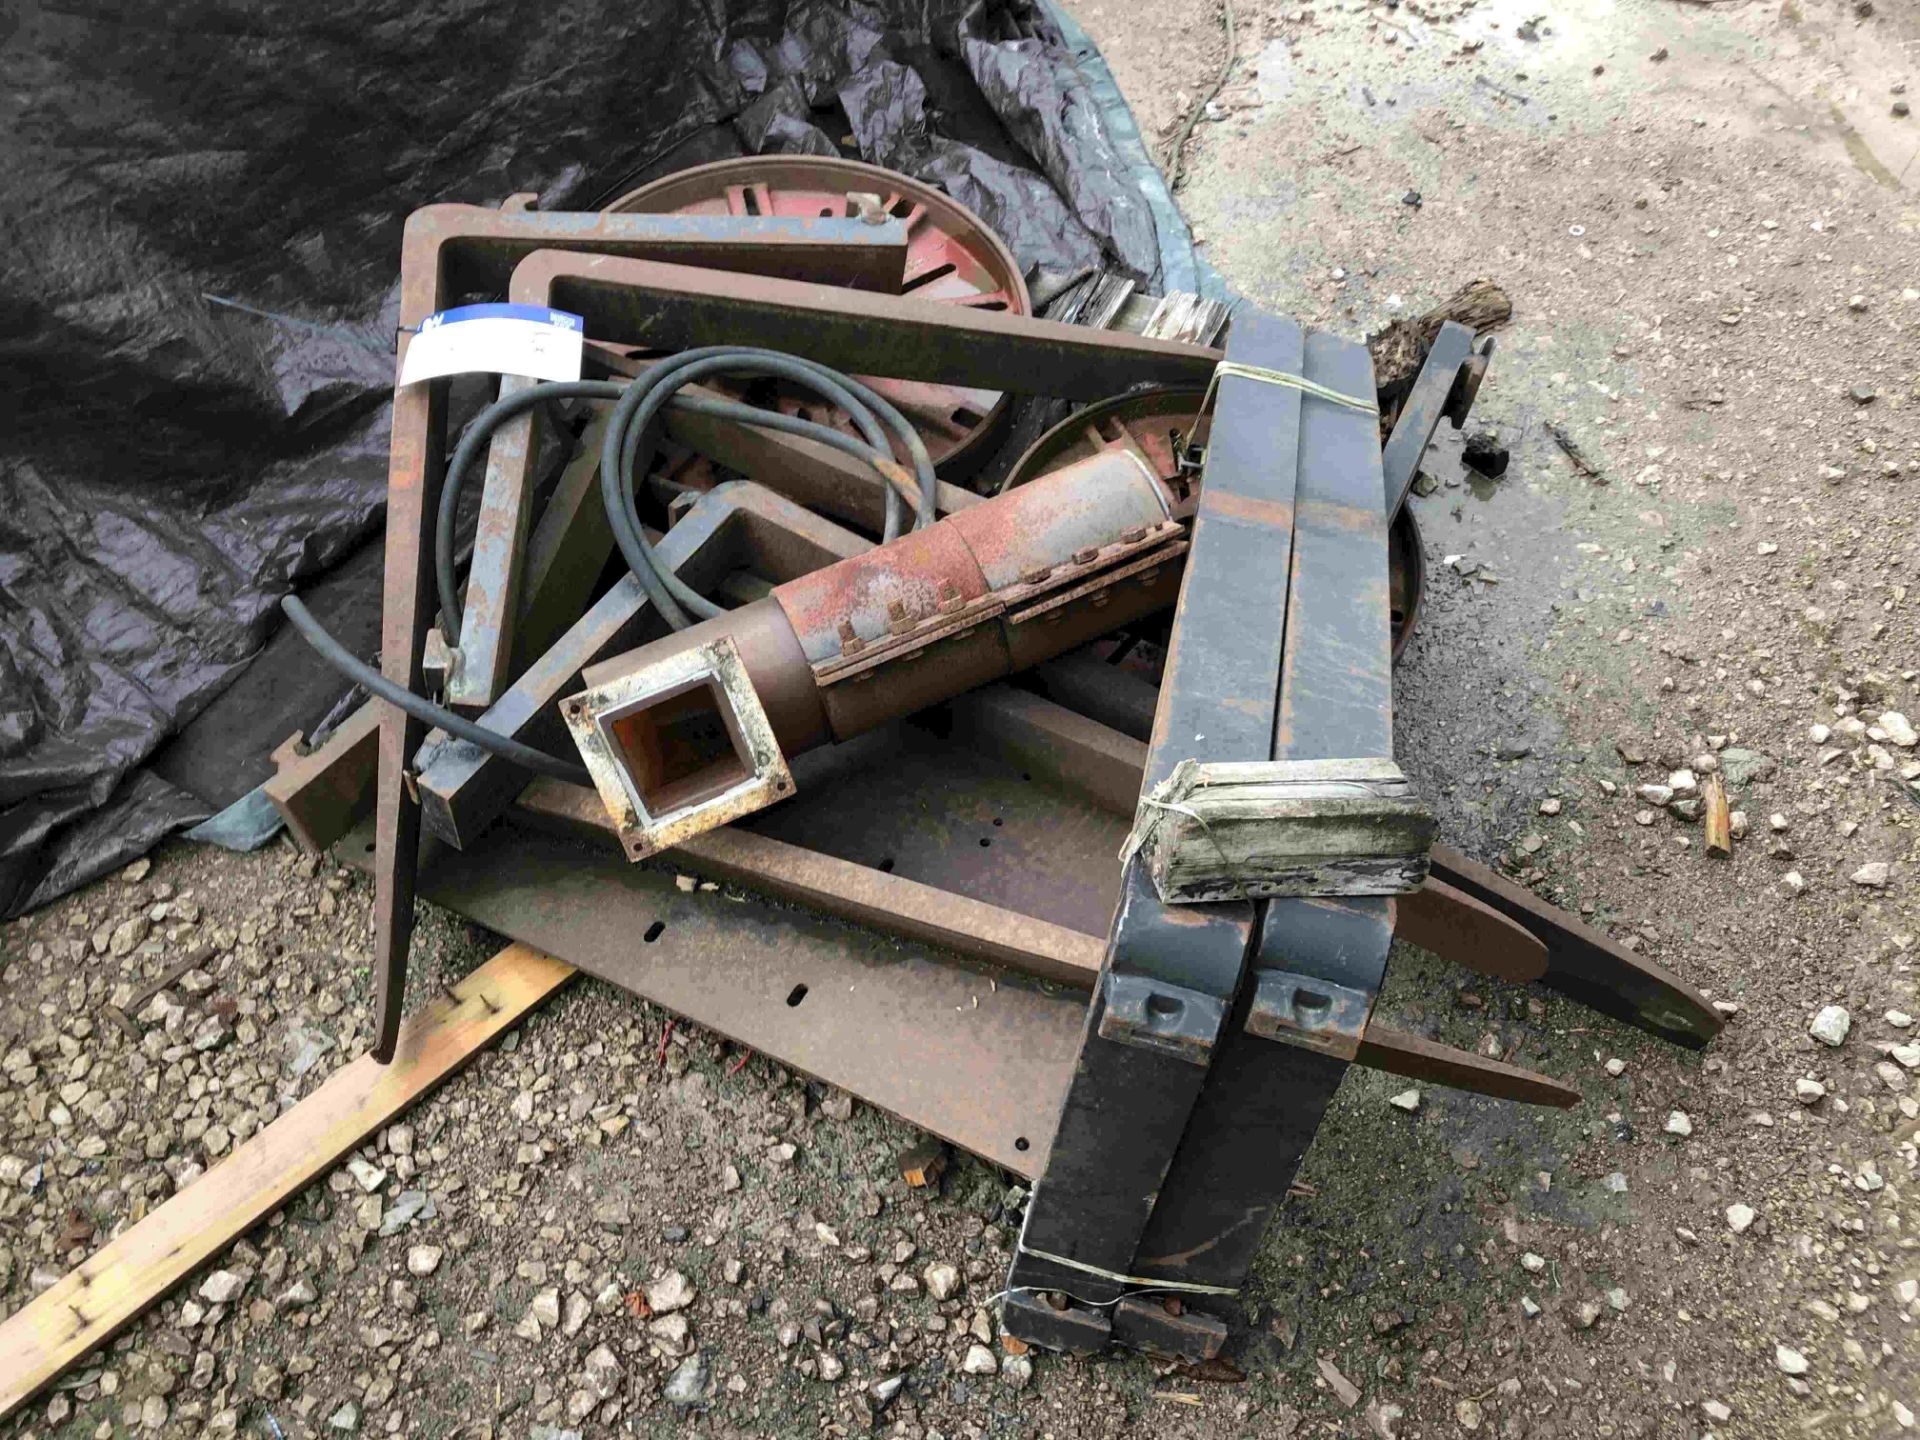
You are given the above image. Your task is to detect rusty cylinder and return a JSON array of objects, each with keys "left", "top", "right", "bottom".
[{"left": 579, "top": 446, "right": 1179, "bottom": 752}]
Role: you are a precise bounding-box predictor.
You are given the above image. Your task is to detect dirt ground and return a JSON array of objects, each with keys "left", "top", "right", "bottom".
[{"left": 3, "top": 0, "right": 1918, "bottom": 1436}]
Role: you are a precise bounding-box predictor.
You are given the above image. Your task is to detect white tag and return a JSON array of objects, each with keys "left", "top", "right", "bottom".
[{"left": 399, "top": 303, "right": 584, "bottom": 385}]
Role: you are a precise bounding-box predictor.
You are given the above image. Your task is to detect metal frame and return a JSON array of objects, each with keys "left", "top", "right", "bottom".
[
  {"left": 367, "top": 202, "right": 920, "bottom": 1062},
  {"left": 284, "top": 208, "right": 1730, "bottom": 1364}
]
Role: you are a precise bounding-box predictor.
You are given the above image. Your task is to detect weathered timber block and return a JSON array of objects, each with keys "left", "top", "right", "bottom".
[{"left": 1128, "top": 756, "right": 1436, "bottom": 904}]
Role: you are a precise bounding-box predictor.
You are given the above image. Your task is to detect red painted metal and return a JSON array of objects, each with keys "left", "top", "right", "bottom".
[{"left": 612, "top": 156, "right": 1031, "bottom": 475}]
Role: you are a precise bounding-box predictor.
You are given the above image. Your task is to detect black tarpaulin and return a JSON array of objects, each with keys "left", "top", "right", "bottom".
[{"left": 0, "top": 0, "right": 1205, "bottom": 917}]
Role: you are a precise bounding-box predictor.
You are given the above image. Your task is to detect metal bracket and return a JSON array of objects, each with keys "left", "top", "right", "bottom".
[
  {"left": 1244, "top": 970, "right": 1377, "bottom": 1061},
  {"left": 1096, "top": 972, "right": 1229, "bottom": 1064},
  {"left": 561, "top": 634, "right": 795, "bottom": 860}
]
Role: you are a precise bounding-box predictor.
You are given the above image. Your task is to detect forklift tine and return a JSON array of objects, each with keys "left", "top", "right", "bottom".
[
  {"left": 1355, "top": 1022, "right": 1580, "bottom": 1108},
  {"left": 1428, "top": 844, "right": 1723, "bottom": 1049},
  {"left": 1395, "top": 878, "right": 1548, "bottom": 983}
]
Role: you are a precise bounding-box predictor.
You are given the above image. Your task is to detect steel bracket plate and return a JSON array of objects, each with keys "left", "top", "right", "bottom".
[
  {"left": 562, "top": 633, "right": 794, "bottom": 860},
  {"left": 1244, "top": 970, "right": 1375, "bottom": 1060},
  {"left": 1096, "top": 973, "right": 1228, "bottom": 1064}
]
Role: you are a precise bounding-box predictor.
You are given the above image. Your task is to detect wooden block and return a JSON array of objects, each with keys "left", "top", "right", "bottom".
[
  {"left": 0, "top": 945, "right": 576, "bottom": 1421},
  {"left": 1129, "top": 757, "right": 1436, "bottom": 904},
  {"left": 1703, "top": 773, "right": 1732, "bottom": 858},
  {"left": 897, "top": 1137, "right": 949, "bottom": 1190}
]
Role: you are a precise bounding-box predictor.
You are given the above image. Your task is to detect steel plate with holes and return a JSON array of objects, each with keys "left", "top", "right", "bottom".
[
  {"left": 611, "top": 156, "right": 1030, "bottom": 476},
  {"left": 341, "top": 815, "right": 1077, "bottom": 1177}
]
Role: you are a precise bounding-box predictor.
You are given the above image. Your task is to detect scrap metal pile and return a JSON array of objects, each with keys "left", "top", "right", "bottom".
[{"left": 266, "top": 158, "right": 1723, "bottom": 1361}]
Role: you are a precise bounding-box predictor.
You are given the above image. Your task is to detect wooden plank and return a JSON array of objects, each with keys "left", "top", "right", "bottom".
[{"left": 0, "top": 945, "right": 576, "bottom": 1422}]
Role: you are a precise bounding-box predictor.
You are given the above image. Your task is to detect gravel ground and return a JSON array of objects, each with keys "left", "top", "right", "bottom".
[{"left": 3, "top": 0, "right": 1918, "bottom": 1436}]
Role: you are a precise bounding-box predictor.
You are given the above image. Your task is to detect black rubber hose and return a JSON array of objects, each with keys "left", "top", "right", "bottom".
[
  {"left": 278, "top": 595, "right": 591, "bottom": 786},
  {"left": 434, "top": 357, "right": 936, "bottom": 641},
  {"left": 600, "top": 346, "right": 937, "bottom": 627}
]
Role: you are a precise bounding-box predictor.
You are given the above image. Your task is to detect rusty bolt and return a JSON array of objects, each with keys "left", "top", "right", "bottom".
[
  {"left": 1072, "top": 546, "right": 1100, "bottom": 565},
  {"left": 1137, "top": 567, "right": 1160, "bottom": 586},
  {"left": 936, "top": 579, "right": 963, "bottom": 614},
  {"left": 886, "top": 598, "right": 915, "bottom": 634},
  {"left": 1120, "top": 526, "right": 1148, "bottom": 544},
  {"left": 836, "top": 618, "right": 865, "bottom": 655},
  {"left": 1090, "top": 591, "right": 1111, "bottom": 609},
  {"left": 1020, "top": 566, "right": 1052, "bottom": 585}
]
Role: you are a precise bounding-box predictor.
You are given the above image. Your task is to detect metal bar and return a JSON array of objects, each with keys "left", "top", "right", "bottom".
[
  {"left": 1357, "top": 1022, "right": 1578, "bottom": 1107},
  {"left": 1004, "top": 311, "right": 1308, "bottom": 1348},
  {"left": 587, "top": 342, "right": 985, "bottom": 528},
  {"left": 417, "top": 201, "right": 912, "bottom": 300},
  {"left": 509, "top": 250, "right": 1224, "bottom": 401},
  {"left": 1396, "top": 878, "right": 1547, "bottom": 983},
  {"left": 1427, "top": 844, "right": 1723, "bottom": 1048},
  {"left": 416, "top": 483, "right": 868, "bottom": 850},
  {"left": 515, "top": 777, "right": 1567, "bottom": 1110},
  {"left": 1381, "top": 320, "right": 1477, "bottom": 518},
  {"left": 514, "top": 407, "right": 618, "bottom": 671},
  {"left": 514, "top": 779, "right": 1104, "bottom": 987}
]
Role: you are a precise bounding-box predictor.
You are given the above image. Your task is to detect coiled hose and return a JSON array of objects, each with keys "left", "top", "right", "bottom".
[{"left": 283, "top": 346, "right": 936, "bottom": 778}]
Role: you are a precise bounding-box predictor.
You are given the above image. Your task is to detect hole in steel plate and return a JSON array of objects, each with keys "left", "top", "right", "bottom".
[
  {"left": 1013, "top": 1136, "right": 1030, "bottom": 1152},
  {"left": 992, "top": 817, "right": 1003, "bottom": 827},
  {"left": 643, "top": 921, "right": 666, "bottom": 944},
  {"left": 978, "top": 838, "right": 990, "bottom": 847},
  {"left": 1147, "top": 993, "right": 1184, "bottom": 1020},
  {"left": 742, "top": 188, "right": 762, "bottom": 216},
  {"left": 786, "top": 983, "right": 809, "bottom": 1007},
  {"left": 888, "top": 196, "right": 914, "bottom": 218},
  {"left": 951, "top": 406, "right": 986, "bottom": 428},
  {"left": 818, "top": 207, "right": 833, "bottom": 217},
  {"left": 878, "top": 857, "right": 896, "bottom": 873},
  {"left": 903, "top": 261, "right": 957, "bottom": 293}
]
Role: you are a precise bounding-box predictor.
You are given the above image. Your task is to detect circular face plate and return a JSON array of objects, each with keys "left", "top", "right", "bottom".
[
  {"left": 1006, "top": 389, "right": 1424, "bottom": 658},
  {"left": 612, "top": 157, "right": 1031, "bottom": 477}
]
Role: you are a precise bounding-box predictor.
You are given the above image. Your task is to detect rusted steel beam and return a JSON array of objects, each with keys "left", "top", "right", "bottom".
[
  {"left": 515, "top": 779, "right": 1104, "bottom": 987},
  {"left": 586, "top": 342, "right": 984, "bottom": 530},
  {"left": 448, "top": 222, "right": 910, "bottom": 709},
  {"left": 1357, "top": 1023, "right": 1577, "bottom": 1107},
  {"left": 1420, "top": 845, "right": 1724, "bottom": 1049},
  {"left": 508, "top": 250, "right": 1223, "bottom": 401},
  {"left": 513, "top": 780, "right": 1569, "bottom": 1109}
]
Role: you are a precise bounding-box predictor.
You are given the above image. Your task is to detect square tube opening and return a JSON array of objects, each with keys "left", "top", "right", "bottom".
[{"left": 604, "top": 676, "right": 754, "bottom": 818}]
